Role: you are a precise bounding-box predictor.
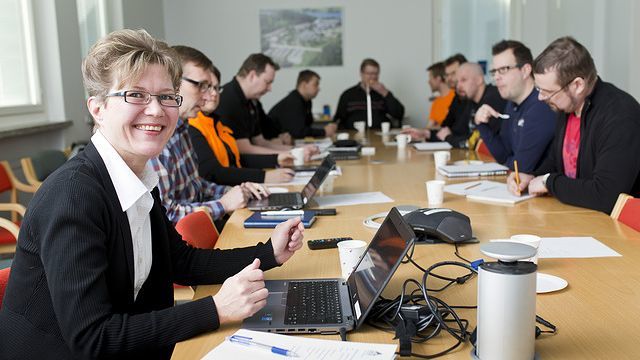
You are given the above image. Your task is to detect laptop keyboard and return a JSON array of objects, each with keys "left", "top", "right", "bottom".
[
  {"left": 267, "top": 193, "right": 301, "bottom": 207},
  {"left": 328, "top": 150, "right": 360, "bottom": 160},
  {"left": 284, "top": 280, "right": 343, "bottom": 325}
]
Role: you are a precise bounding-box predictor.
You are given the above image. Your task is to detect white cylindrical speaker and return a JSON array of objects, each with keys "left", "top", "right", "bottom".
[{"left": 475, "top": 242, "right": 537, "bottom": 360}]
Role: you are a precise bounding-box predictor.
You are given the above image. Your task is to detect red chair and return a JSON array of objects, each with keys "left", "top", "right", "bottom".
[
  {"left": 0, "top": 267, "right": 10, "bottom": 308},
  {"left": 173, "top": 210, "right": 219, "bottom": 301},
  {"left": 0, "top": 203, "right": 25, "bottom": 245},
  {"left": 174, "top": 210, "right": 219, "bottom": 249},
  {"left": 475, "top": 138, "right": 495, "bottom": 161},
  {"left": 1, "top": 160, "right": 37, "bottom": 223},
  {"left": 610, "top": 193, "right": 640, "bottom": 232}
]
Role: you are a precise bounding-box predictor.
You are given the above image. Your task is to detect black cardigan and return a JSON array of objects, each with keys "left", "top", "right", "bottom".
[
  {"left": 534, "top": 79, "right": 640, "bottom": 214},
  {"left": 0, "top": 142, "right": 279, "bottom": 359}
]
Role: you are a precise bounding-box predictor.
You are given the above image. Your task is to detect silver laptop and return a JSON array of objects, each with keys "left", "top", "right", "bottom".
[
  {"left": 242, "top": 207, "right": 416, "bottom": 334},
  {"left": 247, "top": 156, "right": 336, "bottom": 211}
]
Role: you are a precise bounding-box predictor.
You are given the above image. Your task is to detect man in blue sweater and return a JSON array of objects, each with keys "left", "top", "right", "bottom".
[{"left": 474, "top": 40, "right": 556, "bottom": 173}]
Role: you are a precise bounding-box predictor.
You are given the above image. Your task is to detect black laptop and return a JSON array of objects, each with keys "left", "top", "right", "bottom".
[
  {"left": 247, "top": 156, "right": 336, "bottom": 211},
  {"left": 242, "top": 207, "right": 416, "bottom": 334}
]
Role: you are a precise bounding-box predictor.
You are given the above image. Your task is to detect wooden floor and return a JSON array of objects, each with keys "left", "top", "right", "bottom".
[{"left": 170, "top": 134, "right": 640, "bottom": 359}]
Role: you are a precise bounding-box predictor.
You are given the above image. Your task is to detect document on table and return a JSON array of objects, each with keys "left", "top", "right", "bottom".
[
  {"left": 537, "top": 237, "right": 622, "bottom": 258},
  {"left": 444, "top": 180, "right": 535, "bottom": 204},
  {"left": 203, "top": 329, "right": 397, "bottom": 360},
  {"left": 314, "top": 192, "right": 393, "bottom": 207},
  {"left": 412, "top": 142, "right": 453, "bottom": 151}
]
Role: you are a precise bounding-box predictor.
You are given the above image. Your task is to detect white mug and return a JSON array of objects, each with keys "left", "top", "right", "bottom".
[
  {"left": 381, "top": 122, "right": 391, "bottom": 134},
  {"left": 426, "top": 180, "right": 446, "bottom": 205},
  {"left": 290, "top": 147, "right": 305, "bottom": 166},
  {"left": 396, "top": 134, "right": 410, "bottom": 149}
]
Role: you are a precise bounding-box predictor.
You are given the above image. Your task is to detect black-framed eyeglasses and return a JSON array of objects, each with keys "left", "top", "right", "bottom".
[
  {"left": 488, "top": 64, "right": 523, "bottom": 76},
  {"left": 536, "top": 79, "right": 575, "bottom": 100},
  {"left": 181, "top": 76, "right": 223, "bottom": 94},
  {"left": 106, "top": 90, "right": 183, "bottom": 107}
]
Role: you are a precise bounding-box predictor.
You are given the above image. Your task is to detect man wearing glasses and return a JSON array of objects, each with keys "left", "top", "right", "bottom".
[
  {"left": 150, "top": 45, "right": 268, "bottom": 225},
  {"left": 474, "top": 40, "right": 556, "bottom": 173},
  {"left": 507, "top": 37, "right": 640, "bottom": 214}
]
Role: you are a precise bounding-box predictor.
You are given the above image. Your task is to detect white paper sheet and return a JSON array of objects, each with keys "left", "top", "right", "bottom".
[
  {"left": 444, "top": 180, "right": 534, "bottom": 204},
  {"left": 537, "top": 237, "right": 622, "bottom": 258},
  {"left": 412, "top": 142, "right": 453, "bottom": 151},
  {"left": 203, "top": 329, "right": 397, "bottom": 360},
  {"left": 313, "top": 192, "right": 394, "bottom": 207},
  {"left": 267, "top": 167, "right": 342, "bottom": 186}
]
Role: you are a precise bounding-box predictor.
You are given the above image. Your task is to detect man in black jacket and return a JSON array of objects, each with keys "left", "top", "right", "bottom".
[
  {"left": 507, "top": 37, "right": 640, "bottom": 214},
  {"left": 333, "top": 58, "right": 405, "bottom": 130},
  {"left": 269, "top": 70, "right": 337, "bottom": 139}
]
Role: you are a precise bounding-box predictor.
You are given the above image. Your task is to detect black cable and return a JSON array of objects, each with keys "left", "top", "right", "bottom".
[
  {"left": 339, "top": 327, "right": 347, "bottom": 341},
  {"left": 454, "top": 242, "right": 473, "bottom": 264}
]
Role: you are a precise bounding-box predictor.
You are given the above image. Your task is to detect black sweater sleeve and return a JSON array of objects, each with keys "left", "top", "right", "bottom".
[{"left": 384, "top": 91, "right": 405, "bottom": 122}]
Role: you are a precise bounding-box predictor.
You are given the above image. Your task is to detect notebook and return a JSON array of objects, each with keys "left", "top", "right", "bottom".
[
  {"left": 242, "top": 207, "right": 415, "bottom": 334},
  {"left": 444, "top": 180, "right": 535, "bottom": 204},
  {"left": 247, "top": 156, "right": 336, "bottom": 211},
  {"left": 412, "top": 142, "right": 453, "bottom": 151},
  {"left": 437, "top": 162, "right": 509, "bottom": 177},
  {"left": 244, "top": 211, "right": 317, "bottom": 228}
]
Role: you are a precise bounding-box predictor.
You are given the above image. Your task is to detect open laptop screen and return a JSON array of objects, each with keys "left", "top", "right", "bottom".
[
  {"left": 300, "top": 155, "right": 336, "bottom": 203},
  {"left": 346, "top": 207, "right": 415, "bottom": 327}
]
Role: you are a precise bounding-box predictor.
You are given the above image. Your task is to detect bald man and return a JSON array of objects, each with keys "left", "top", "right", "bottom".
[{"left": 435, "top": 62, "right": 506, "bottom": 148}]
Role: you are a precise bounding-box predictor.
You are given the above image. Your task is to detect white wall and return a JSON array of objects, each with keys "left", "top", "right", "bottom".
[{"left": 163, "top": 0, "right": 434, "bottom": 127}]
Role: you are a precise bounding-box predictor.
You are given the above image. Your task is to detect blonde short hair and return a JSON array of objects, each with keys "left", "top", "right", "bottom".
[{"left": 82, "top": 29, "right": 182, "bottom": 99}]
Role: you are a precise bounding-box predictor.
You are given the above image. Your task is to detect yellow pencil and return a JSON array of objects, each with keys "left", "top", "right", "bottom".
[{"left": 514, "top": 160, "right": 521, "bottom": 195}]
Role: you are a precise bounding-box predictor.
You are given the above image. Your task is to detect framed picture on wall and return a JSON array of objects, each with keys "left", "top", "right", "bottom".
[{"left": 259, "top": 7, "right": 343, "bottom": 68}]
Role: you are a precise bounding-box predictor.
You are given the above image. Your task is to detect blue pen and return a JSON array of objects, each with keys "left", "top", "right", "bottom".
[{"left": 226, "top": 335, "right": 299, "bottom": 357}]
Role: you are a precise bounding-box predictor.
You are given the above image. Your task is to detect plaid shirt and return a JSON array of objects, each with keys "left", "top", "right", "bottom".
[{"left": 151, "top": 118, "right": 228, "bottom": 223}]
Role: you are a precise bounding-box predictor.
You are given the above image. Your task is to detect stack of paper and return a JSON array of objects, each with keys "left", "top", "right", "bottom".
[
  {"left": 444, "top": 180, "right": 534, "bottom": 204},
  {"left": 412, "top": 142, "right": 453, "bottom": 151},
  {"left": 438, "top": 163, "right": 508, "bottom": 177},
  {"left": 203, "top": 329, "right": 397, "bottom": 359}
]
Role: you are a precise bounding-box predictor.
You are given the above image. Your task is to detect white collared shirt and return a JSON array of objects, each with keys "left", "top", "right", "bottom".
[{"left": 92, "top": 130, "right": 158, "bottom": 301}]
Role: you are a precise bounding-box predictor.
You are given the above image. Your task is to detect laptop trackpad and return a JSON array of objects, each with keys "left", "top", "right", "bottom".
[{"left": 267, "top": 292, "right": 286, "bottom": 306}]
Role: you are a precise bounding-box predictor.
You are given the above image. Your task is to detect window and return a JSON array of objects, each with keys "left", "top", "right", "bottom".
[
  {"left": 76, "top": 0, "right": 108, "bottom": 58},
  {"left": 0, "top": 0, "right": 41, "bottom": 111}
]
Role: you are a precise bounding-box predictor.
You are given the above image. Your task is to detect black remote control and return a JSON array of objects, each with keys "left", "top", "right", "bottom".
[
  {"left": 307, "top": 237, "right": 353, "bottom": 250},
  {"left": 307, "top": 208, "right": 337, "bottom": 216}
]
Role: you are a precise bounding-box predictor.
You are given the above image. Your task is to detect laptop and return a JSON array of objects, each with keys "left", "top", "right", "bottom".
[
  {"left": 242, "top": 207, "right": 416, "bottom": 334},
  {"left": 247, "top": 156, "right": 336, "bottom": 211}
]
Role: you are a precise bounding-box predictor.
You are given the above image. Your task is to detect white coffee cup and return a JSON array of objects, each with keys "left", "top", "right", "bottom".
[
  {"left": 509, "top": 234, "right": 541, "bottom": 264},
  {"left": 433, "top": 151, "right": 451, "bottom": 169},
  {"left": 337, "top": 240, "right": 367, "bottom": 278},
  {"left": 396, "top": 134, "right": 410, "bottom": 149},
  {"left": 337, "top": 132, "right": 349, "bottom": 140},
  {"left": 381, "top": 122, "right": 391, "bottom": 134},
  {"left": 290, "top": 147, "right": 305, "bottom": 166},
  {"left": 354, "top": 121, "right": 366, "bottom": 133},
  {"left": 426, "top": 180, "right": 446, "bottom": 205}
]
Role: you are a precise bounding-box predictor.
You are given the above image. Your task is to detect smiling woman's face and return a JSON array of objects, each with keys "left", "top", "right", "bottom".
[{"left": 89, "top": 63, "right": 179, "bottom": 172}]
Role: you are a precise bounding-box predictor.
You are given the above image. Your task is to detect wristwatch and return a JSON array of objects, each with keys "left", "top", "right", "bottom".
[{"left": 542, "top": 173, "right": 551, "bottom": 187}]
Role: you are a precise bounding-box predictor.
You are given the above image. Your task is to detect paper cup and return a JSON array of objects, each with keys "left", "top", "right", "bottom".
[
  {"left": 354, "top": 121, "right": 366, "bottom": 133},
  {"left": 396, "top": 134, "right": 410, "bottom": 149},
  {"left": 433, "top": 151, "right": 451, "bottom": 169},
  {"left": 337, "top": 132, "right": 350, "bottom": 140},
  {"left": 337, "top": 240, "right": 367, "bottom": 279},
  {"left": 509, "top": 234, "right": 541, "bottom": 264},
  {"left": 290, "top": 147, "right": 305, "bottom": 166},
  {"left": 426, "top": 180, "right": 445, "bottom": 205},
  {"left": 381, "top": 122, "right": 391, "bottom": 134}
]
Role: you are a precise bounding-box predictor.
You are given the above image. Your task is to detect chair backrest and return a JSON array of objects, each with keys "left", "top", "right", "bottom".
[
  {"left": 0, "top": 267, "right": 10, "bottom": 308},
  {"left": 0, "top": 217, "right": 20, "bottom": 245},
  {"left": 32, "top": 150, "right": 67, "bottom": 181},
  {"left": 174, "top": 211, "right": 219, "bottom": 249},
  {"left": 611, "top": 193, "right": 640, "bottom": 232},
  {"left": 475, "top": 138, "right": 495, "bottom": 160},
  {"left": 0, "top": 162, "right": 14, "bottom": 195}
]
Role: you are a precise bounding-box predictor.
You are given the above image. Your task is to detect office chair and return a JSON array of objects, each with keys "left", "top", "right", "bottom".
[
  {"left": 610, "top": 193, "right": 640, "bottom": 232},
  {"left": 173, "top": 210, "right": 220, "bottom": 302},
  {"left": 0, "top": 161, "right": 37, "bottom": 223},
  {"left": 474, "top": 138, "right": 495, "bottom": 161}
]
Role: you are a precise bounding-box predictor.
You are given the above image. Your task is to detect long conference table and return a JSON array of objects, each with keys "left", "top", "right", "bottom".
[{"left": 172, "top": 133, "right": 640, "bottom": 359}]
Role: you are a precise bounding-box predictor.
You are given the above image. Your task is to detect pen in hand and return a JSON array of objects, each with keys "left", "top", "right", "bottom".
[
  {"left": 227, "top": 335, "right": 299, "bottom": 357},
  {"left": 514, "top": 160, "right": 521, "bottom": 196}
]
